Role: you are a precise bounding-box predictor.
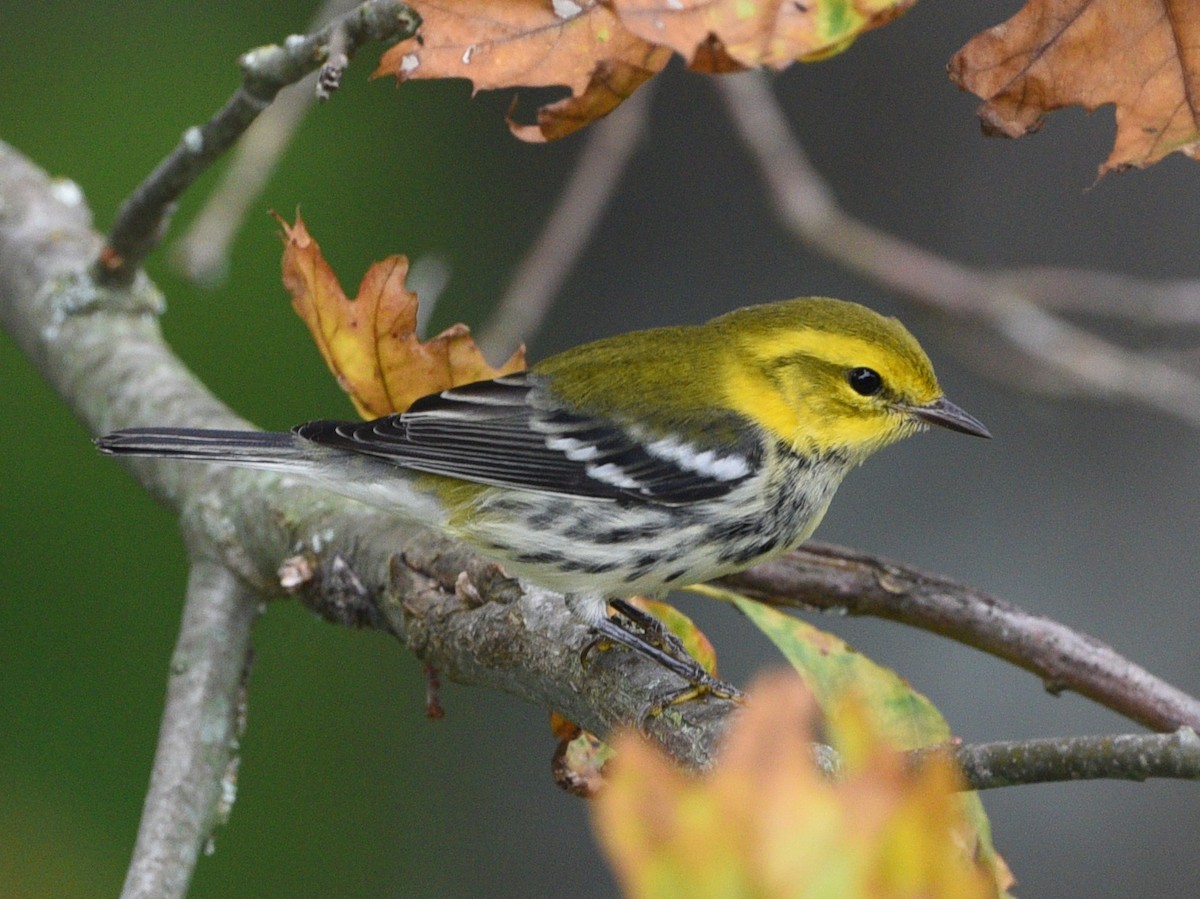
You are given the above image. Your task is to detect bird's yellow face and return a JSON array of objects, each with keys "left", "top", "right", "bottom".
[
  {"left": 730, "top": 330, "right": 935, "bottom": 459},
  {"left": 717, "top": 298, "right": 981, "bottom": 462}
]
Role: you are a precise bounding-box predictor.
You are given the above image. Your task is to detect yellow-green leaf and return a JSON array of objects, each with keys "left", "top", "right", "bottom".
[{"left": 696, "top": 585, "right": 947, "bottom": 749}]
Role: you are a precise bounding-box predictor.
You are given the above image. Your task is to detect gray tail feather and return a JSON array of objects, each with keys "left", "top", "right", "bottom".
[{"left": 95, "top": 427, "right": 307, "bottom": 467}]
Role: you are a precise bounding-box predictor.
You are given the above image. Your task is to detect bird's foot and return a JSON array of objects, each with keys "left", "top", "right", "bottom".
[{"left": 583, "top": 608, "right": 743, "bottom": 704}]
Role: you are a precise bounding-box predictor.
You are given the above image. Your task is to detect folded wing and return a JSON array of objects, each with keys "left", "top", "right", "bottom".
[{"left": 294, "top": 373, "right": 762, "bottom": 505}]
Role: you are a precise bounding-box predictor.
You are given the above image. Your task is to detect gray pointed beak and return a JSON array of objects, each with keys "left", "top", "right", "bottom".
[{"left": 907, "top": 397, "right": 991, "bottom": 438}]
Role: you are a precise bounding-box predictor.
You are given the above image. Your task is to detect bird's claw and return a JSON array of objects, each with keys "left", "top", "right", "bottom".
[{"left": 580, "top": 605, "right": 742, "bottom": 712}]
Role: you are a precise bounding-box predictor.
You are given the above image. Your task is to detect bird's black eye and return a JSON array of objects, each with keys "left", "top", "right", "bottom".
[{"left": 847, "top": 367, "right": 883, "bottom": 396}]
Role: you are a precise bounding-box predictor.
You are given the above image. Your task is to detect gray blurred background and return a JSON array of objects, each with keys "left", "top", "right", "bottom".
[{"left": 3, "top": 1, "right": 1198, "bottom": 896}]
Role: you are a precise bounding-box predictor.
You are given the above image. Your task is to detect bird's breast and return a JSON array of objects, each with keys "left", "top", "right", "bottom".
[{"left": 449, "top": 450, "right": 849, "bottom": 597}]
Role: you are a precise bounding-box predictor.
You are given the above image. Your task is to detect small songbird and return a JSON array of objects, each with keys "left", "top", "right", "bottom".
[{"left": 97, "top": 297, "right": 989, "bottom": 690}]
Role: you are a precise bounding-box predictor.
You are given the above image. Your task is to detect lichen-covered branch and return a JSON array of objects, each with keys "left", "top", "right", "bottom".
[
  {"left": 97, "top": 0, "right": 419, "bottom": 287},
  {"left": 953, "top": 728, "right": 1200, "bottom": 790},
  {"left": 121, "top": 560, "right": 259, "bottom": 899},
  {"left": 0, "top": 140, "right": 737, "bottom": 767}
]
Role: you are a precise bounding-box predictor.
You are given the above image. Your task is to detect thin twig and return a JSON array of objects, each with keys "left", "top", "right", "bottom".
[
  {"left": 953, "top": 728, "right": 1200, "bottom": 790},
  {"left": 478, "top": 83, "right": 653, "bottom": 360},
  {"left": 168, "top": 71, "right": 316, "bottom": 288},
  {"left": 717, "top": 543, "right": 1200, "bottom": 734},
  {"left": 120, "top": 560, "right": 260, "bottom": 899},
  {"left": 97, "top": 0, "right": 419, "bottom": 287},
  {"left": 716, "top": 71, "right": 1200, "bottom": 428},
  {"left": 171, "top": 0, "right": 362, "bottom": 286},
  {"left": 317, "top": 25, "right": 352, "bottom": 101},
  {"left": 993, "top": 266, "right": 1200, "bottom": 327}
]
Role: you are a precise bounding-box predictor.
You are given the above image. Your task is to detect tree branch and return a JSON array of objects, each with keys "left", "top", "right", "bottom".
[
  {"left": 0, "top": 140, "right": 737, "bottom": 769},
  {"left": 96, "top": 0, "right": 419, "bottom": 287},
  {"left": 991, "top": 266, "right": 1200, "bottom": 327},
  {"left": 0, "top": 136, "right": 736, "bottom": 898},
  {"left": 953, "top": 728, "right": 1200, "bottom": 791},
  {"left": 171, "top": 0, "right": 364, "bottom": 287},
  {"left": 718, "top": 543, "right": 1200, "bottom": 734},
  {"left": 121, "top": 560, "right": 259, "bottom": 899}
]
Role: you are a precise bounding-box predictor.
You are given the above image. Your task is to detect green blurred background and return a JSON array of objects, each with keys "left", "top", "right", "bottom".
[{"left": 3, "top": 2, "right": 1200, "bottom": 897}]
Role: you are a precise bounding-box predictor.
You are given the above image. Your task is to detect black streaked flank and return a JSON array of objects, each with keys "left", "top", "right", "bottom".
[
  {"left": 577, "top": 560, "right": 623, "bottom": 574},
  {"left": 512, "top": 551, "right": 560, "bottom": 566},
  {"left": 717, "top": 538, "right": 785, "bottom": 567},
  {"left": 578, "top": 523, "right": 663, "bottom": 544}
]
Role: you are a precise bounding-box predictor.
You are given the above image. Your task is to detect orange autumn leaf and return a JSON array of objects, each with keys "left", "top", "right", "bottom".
[
  {"left": 507, "top": 46, "right": 673, "bottom": 142},
  {"left": 549, "top": 711, "right": 582, "bottom": 743},
  {"left": 278, "top": 213, "right": 525, "bottom": 418},
  {"left": 951, "top": 0, "right": 1200, "bottom": 176},
  {"left": 612, "top": 0, "right": 916, "bottom": 72},
  {"left": 594, "top": 672, "right": 1010, "bottom": 899},
  {"left": 375, "top": 0, "right": 914, "bottom": 140},
  {"left": 374, "top": 0, "right": 663, "bottom": 140},
  {"left": 374, "top": 0, "right": 647, "bottom": 96}
]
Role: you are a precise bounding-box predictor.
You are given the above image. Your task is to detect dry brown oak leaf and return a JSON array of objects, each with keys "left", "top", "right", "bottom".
[
  {"left": 375, "top": 0, "right": 914, "bottom": 141},
  {"left": 951, "top": 0, "right": 1200, "bottom": 175},
  {"left": 278, "top": 213, "right": 525, "bottom": 418}
]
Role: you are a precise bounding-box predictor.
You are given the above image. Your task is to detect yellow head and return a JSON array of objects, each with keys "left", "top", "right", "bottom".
[
  {"left": 534, "top": 297, "right": 988, "bottom": 468},
  {"left": 715, "top": 298, "right": 989, "bottom": 461}
]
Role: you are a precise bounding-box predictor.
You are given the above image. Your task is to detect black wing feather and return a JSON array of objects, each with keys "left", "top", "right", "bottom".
[{"left": 293, "top": 373, "right": 761, "bottom": 505}]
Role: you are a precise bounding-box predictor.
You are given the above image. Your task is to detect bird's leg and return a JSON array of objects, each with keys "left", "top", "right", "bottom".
[
  {"left": 586, "top": 615, "right": 742, "bottom": 701},
  {"left": 608, "top": 598, "right": 687, "bottom": 658},
  {"left": 567, "top": 593, "right": 742, "bottom": 701}
]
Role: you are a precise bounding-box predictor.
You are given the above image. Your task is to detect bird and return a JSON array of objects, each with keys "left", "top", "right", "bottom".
[{"left": 97, "top": 297, "right": 989, "bottom": 693}]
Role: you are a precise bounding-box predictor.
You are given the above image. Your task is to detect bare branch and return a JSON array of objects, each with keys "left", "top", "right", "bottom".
[
  {"left": 171, "top": 0, "right": 363, "bottom": 286},
  {"left": 993, "top": 266, "right": 1200, "bottom": 328},
  {"left": 316, "top": 25, "right": 352, "bottom": 101},
  {"left": 478, "top": 84, "right": 652, "bottom": 361},
  {"left": 97, "top": 0, "right": 419, "bottom": 287},
  {"left": 718, "top": 543, "right": 1200, "bottom": 734},
  {"left": 121, "top": 560, "right": 259, "bottom": 899},
  {"left": 716, "top": 72, "right": 1200, "bottom": 428},
  {"left": 954, "top": 728, "right": 1200, "bottom": 790},
  {"left": 169, "top": 74, "right": 313, "bottom": 287}
]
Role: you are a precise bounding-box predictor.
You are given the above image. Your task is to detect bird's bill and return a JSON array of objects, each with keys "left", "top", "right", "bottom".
[{"left": 907, "top": 397, "right": 992, "bottom": 438}]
